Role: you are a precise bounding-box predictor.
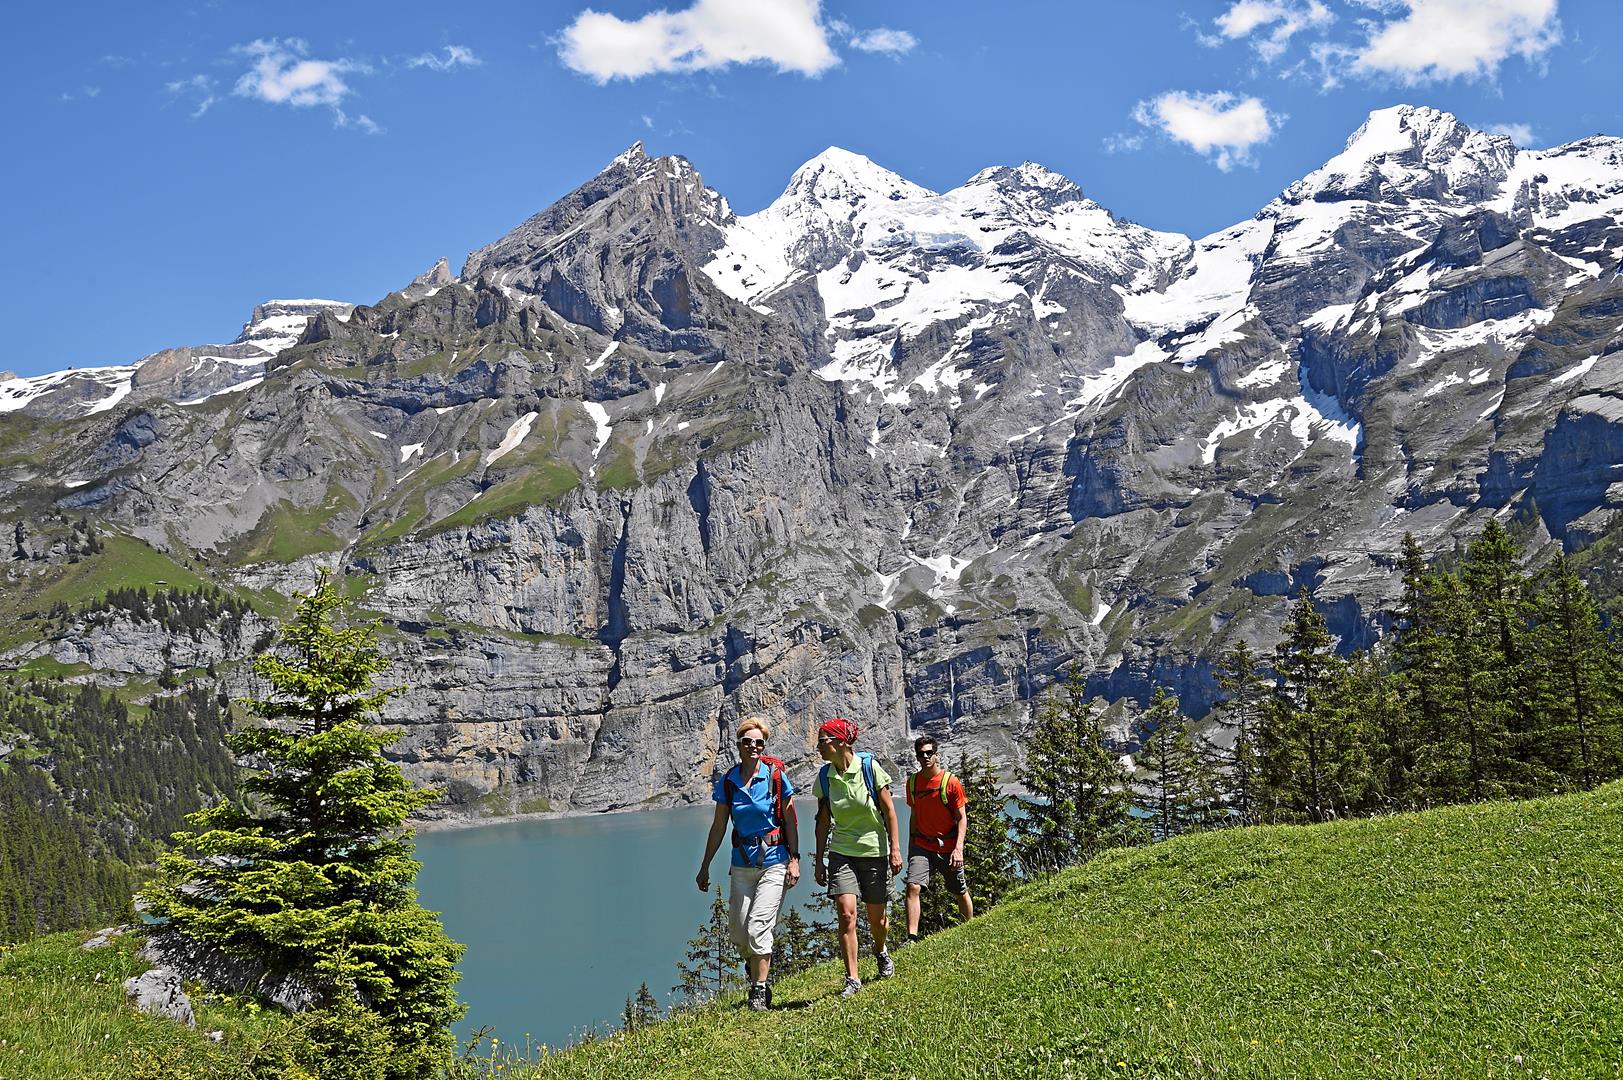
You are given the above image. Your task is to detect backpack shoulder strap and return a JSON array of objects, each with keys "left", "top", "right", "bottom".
[
  {"left": 817, "top": 762, "right": 830, "bottom": 803},
  {"left": 859, "top": 752, "right": 878, "bottom": 805},
  {"left": 769, "top": 762, "right": 785, "bottom": 826},
  {"left": 938, "top": 769, "right": 955, "bottom": 805}
]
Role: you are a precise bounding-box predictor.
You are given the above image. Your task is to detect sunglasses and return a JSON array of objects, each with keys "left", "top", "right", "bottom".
[
  {"left": 816, "top": 737, "right": 843, "bottom": 746},
  {"left": 737, "top": 737, "right": 766, "bottom": 749},
  {"left": 916, "top": 747, "right": 937, "bottom": 758}
]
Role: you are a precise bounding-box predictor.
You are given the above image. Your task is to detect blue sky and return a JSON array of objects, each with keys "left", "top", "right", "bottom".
[{"left": 4, "top": 0, "right": 1619, "bottom": 378}]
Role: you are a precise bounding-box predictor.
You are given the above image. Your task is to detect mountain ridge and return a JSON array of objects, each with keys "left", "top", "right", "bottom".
[{"left": 3, "top": 102, "right": 1621, "bottom": 816}]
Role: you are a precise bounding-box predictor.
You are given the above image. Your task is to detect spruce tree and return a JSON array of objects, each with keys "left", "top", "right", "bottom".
[
  {"left": 622, "top": 981, "right": 661, "bottom": 1032},
  {"left": 1460, "top": 520, "right": 1543, "bottom": 793},
  {"left": 771, "top": 906, "right": 826, "bottom": 977},
  {"left": 1012, "top": 668, "right": 1143, "bottom": 876},
  {"left": 142, "top": 572, "right": 464, "bottom": 1080},
  {"left": 1531, "top": 554, "right": 1618, "bottom": 787},
  {"left": 1211, "top": 640, "right": 1267, "bottom": 823},
  {"left": 1334, "top": 647, "right": 1401, "bottom": 815},
  {"left": 1132, "top": 687, "right": 1210, "bottom": 839},
  {"left": 1258, "top": 589, "right": 1370, "bottom": 822},
  {"left": 1389, "top": 533, "right": 1450, "bottom": 807},
  {"left": 673, "top": 889, "right": 736, "bottom": 1004}
]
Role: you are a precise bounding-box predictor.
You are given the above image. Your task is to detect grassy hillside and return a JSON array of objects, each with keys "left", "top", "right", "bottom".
[
  {"left": 522, "top": 785, "right": 1623, "bottom": 1080},
  {"left": 7, "top": 786, "right": 1621, "bottom": 1079}
]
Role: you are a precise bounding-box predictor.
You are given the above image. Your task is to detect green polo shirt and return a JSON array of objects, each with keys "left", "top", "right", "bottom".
[{"left": 824, "top": 755, "right": 893, "bottom": 858}]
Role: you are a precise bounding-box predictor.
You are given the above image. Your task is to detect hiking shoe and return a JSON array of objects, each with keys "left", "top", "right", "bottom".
[
  {"left": 764, "top": 981, "right": 773, "bottom": 1009},
  {"left": 839, "top": 976, "right": 863, "bottom": 998},
  {"left": 875, "top": 950, "right": 895, "bottom": 979},
  {"left": 748, "top": 982, "right": 769, "bottom": 1012}
]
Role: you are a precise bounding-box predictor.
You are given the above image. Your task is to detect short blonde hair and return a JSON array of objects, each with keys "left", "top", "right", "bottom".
[{"left": 737, "top": 717, "right": 771, "bottom": 741}]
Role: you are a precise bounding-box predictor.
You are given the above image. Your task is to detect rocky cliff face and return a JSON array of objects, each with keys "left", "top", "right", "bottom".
[{"left": 4, "top": 107, "right": 1622, "bottom": 815}]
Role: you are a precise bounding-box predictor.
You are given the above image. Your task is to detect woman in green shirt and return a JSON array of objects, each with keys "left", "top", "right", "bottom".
[{"left": 812, "top": 718, "right": 902, "bottom": 997}]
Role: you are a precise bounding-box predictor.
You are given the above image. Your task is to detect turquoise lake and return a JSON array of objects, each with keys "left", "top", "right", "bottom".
[{"left": 414, "top": 797, "right": 916, "bottom": 1048}]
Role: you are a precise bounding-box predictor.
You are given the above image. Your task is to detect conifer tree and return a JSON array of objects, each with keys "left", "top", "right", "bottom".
[
  {"left": 1132, "top": 687, "right": 1210, "bottom": 839},
  {"left": 1012, "top": 668, "right": 1143, "bottom": 876},
  {"left": 1258, "top": 589, "right": 1369, "bottom": 822},
  {"left": 1460, "top": 520, "right": 1544, "bottom": 794},
  {"left": 1334, "top": 647, "right": 1401, "bottom": 814},
  {"left": 1531, "top": 554, "right": 1618, "bottom": 787},
  {"left": 622, "top": 981, "right": 661, "bottom": 1032},
  {"left": 673, "top": 889, "right": 736, "bottom": 1004},
  {"left": 771, "top": 906, "right": 826, "bottom": 977},
  {"left": 1211, "top": 640, "right": 1267, "bottom": 823},
  {"left": 142, "top": 572, "right": 464, "bottom": 1080},
  {"left": 1389, "top": 533, "right": 1451, "bottom": 806}
]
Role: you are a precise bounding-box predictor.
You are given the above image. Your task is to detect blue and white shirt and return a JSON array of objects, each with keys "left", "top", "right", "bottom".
[{"left": 712, "top": 761, "right": 796, "bottom": 868}]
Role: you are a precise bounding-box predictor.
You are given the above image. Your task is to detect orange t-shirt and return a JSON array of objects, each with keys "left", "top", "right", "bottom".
[{"left": 906, "top": 771, "right": 967, "bottom": 853}]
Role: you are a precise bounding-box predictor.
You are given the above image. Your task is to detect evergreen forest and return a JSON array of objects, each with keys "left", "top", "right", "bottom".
[{"left": 0, "top": 679, "right": 235, "bottom": 941}]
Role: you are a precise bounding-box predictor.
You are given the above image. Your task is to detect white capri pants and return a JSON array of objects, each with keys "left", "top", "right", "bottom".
[{"left": 727, "top": 863, "right": 788, "bottom": 958}]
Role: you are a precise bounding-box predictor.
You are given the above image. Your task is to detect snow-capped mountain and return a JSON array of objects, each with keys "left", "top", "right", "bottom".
[
  {"left": 3, "top": 104, "right": 1622, "bottom": 813},
  {"left": 0, "top": 298, "right": 352, "bottom": 419}
]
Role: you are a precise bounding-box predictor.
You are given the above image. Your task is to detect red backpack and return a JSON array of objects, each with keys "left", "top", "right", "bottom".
[{"left": 723, "top": 756, "right": 792, "bottom": 855}]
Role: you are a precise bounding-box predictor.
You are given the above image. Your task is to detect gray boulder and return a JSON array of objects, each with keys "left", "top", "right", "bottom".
[{"left": 123, "top": 968, "right": 195, "bottom": 1027}]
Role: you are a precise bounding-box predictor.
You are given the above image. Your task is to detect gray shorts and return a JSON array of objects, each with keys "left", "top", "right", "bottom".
[
  {"left": 907, "top": 844, "right": 969, "bottom": 894},
  {"left": 826, "top": 852, "right": 890, "bottom": 905}
]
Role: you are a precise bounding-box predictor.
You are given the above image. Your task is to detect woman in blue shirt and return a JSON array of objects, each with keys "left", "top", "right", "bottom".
[{"left": 696, "top": 717, "right": 801, "bottom": 1011}]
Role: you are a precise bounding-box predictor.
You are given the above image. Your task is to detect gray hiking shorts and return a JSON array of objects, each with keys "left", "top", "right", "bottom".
[
  {"left": 907, "top": 844, "right": 969, "bottom": 894},
  {"left": 827, "top": 852, "right": 890, "bottom": 905}
]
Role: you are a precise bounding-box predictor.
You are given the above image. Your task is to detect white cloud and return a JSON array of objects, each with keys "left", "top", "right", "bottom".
[
  {"left": 165, "top": 74, "right": 218, "bottom": 118},
  {"left": 1352, "top": 0, "right": 1560, "bottom": 82},
  {"left": 558, "top": 0, "right": 839, "bottom": 81},
  {"left": 407, "top": 45, "right": 481, "bottom": 71},
  {"left": 1486, "top": 121, "right": 1535, "bottom": 145},
  {"left": 1210, "top": 0, "right": 1334, "bottom": 62},
  {"left": 1133, "top": 90, "right": 1280, "bottom": 171},
  {"left": 231, "top": 39, "right": 391, "bottom": 134},
  {"left": 233, "top": 38, "right": 369, "bottom": 108},
  {"left": 1217, "top": 1, "right": 1288, "bottom": 38},
  {"left": 847, "top": 27, "right": 917, "bottom": 56},
  {"left": 58, "top": 85, "right": 102, "bottom": 103}
]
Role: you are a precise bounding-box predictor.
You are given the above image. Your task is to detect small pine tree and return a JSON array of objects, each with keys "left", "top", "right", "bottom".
[
  {"left": 771, "top": 906, "right": 825, "bottom": 978},
  {"left": 142, "top": 572, "right": 464, "bottom": 1080},
  {"left": 1012, "top": 668, "right": 1144, "bottom": 877},
  {"left": 673, "top": 889, "right": 737, "bottom": 1005},
  {"left": 622, "top": 981, "right": 661, "bottom": 1032}
]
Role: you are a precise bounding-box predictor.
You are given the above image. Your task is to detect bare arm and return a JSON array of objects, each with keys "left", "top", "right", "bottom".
[
  {"left": 951, "top": 804, "right": 968, "bottom": 867},
  {"left": 696, "top": 803, "right": 729, "bottom": 892},
  {"left": 783, "top": 801, "right": 802, "bottom": 887}
]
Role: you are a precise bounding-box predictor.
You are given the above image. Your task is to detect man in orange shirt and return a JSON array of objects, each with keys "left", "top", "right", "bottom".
[{"left": 903, "top": 735, "right": 972, "bottom": 940}]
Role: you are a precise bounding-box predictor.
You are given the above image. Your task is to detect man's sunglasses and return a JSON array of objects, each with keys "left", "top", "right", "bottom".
[
  {"left": 916, "top": 747, "right": 937, "bottom": 759},
  {"left": 738, "top": 737, "right": 766, "bottom": 749},
  {"left": 816, "top": 736, "right": 843, "bottom": 746}
]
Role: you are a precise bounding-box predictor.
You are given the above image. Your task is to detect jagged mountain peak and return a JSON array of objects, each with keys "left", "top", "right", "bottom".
[{"left": 608, "top": 140, "right": 649, "bottom": 169}]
